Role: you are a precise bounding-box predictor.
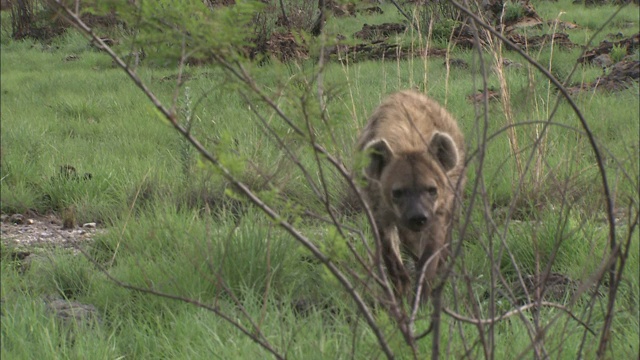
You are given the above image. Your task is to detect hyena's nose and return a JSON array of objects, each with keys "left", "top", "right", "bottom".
[{"left": 407, "top": 215, "right": 428, "bottom": 232}]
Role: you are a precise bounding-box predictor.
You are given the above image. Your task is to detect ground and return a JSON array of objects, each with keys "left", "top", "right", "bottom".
[{"left": 1, "top": 213, "right": 101, "bottom": 254}]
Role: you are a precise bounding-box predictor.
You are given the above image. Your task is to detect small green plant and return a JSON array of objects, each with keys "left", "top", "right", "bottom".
[
  {"left": 610, "top": 44, "right": 627, "bottom": 63},
  {"left": 1, "top": 1, "right": 639, "bottom": 358},
  {"left": 504, "top": 1, "right": 525, "bottom": 24}
]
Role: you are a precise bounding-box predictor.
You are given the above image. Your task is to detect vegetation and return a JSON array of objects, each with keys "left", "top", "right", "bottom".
[{"left": 1, "top": 0, "right": 638, "bottom": 359}]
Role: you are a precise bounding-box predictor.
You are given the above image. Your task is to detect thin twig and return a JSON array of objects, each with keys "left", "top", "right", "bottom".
[
  {"left": 60, "top": 227, "right": 285, "bottom": 359},
  {"left": 47, "top": 2, "right": 396, "bottom": 358},
  {"left": 388, "top": 0, "right": 419, "bottom": 33},
  {"left": 449, "top": 0, "right": 616, "bottom": 293},
  {"left": 443, "top": 303, "right": 595, "bottom": 335}
]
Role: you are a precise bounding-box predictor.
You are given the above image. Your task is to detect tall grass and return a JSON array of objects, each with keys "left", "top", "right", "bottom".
[{"left": 1, "top": 1, "right": 638, "bottom": 358}]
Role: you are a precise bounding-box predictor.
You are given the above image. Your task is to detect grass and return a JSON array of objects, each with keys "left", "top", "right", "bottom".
[
  {"left": 1, "top": 1, "right": 639, "bottom": 359},
  {"left": 536, "top": 0, "right": 640, "bottom": 33}
]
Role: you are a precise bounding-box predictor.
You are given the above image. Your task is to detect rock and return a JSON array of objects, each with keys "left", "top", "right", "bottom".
[
  {"left": 25, "top": 219, "right": 35, "bottom": 225},
  {"left": 567, "top": 60, "right": 639, "bottom": 94},
  {"left": 504, "top": 16, "right": 543, "bottom": 32},
  {"left": 577, "top": 33, "right": 640, "bottom": 64},
  {"left": 2, "top": 215, "right": 104, "bottom": 251},
  {"left": 445, "top": 58, "right": 469, "bottom": 69},
  {"left": 89, "top": 36, "right": 118, "bottom": 51},
  {"left": 511, "top": 273, "right": 578, "bottom": 304},
  {"left": 503, "top": 58, "right": 523, "bottom": 69},
  {"left": 354, "top": 23, "right": 406, "bottom": 41},
  {"left": 357, "top": 6, "right": 383, "bottom": 15},
  {"left": 82, "top": 222, "right": 97, "bottom": 229},
  {"left": 600, "top": 60, "right": 640, "bottom": 88},
  {"left": 46, "top": 298, "right": 102, "bottom": 327},
  {"left": 10, "top": 251, "right": 31, "bottom": 261},
  {"left": 606, "top": 32, "right": 625, "bottom": 40},
  {"left": 19, "top": 253, "right": 41, "bottom": 273},
  {"left": 64, "top": 54, "right": 79, "bottom": 62},
  {"left": 328, "top": 41, "right": 419, "bottom": 64},
  {"left": 467, "top": 88, "right": 500, "bottom": 103},
  {"left": 328, "top": 1, "right": 356, "bottom": 17},
  {"left": 592, "top": 54, "right": 613, "bottom": 68},
  {"left": 9, "top": 214, "right": 24, "bottom": 225},
  {"left": 507, "top": 32, "right": 575, "bottom": 51},
  {"left": 547, "top": 19, "right": 579, "bottom": 31}
]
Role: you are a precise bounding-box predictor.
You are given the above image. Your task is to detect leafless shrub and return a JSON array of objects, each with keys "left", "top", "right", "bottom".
[
  {"left": 9, "top": 0, "right": 66, "bottom": 40},
  {"left": 46, "top": 0, "right": 640, "bottom": 358}
]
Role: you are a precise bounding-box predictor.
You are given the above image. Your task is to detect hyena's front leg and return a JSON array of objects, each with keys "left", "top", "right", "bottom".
[
  {"left": 414, "top": 225, "right": 446, "bottom": 303},
  {"left": 379, "top": 227, "right": 411, "bottom": 300},
  {"left": 415, "top": 245, "right": 440, "bottom": 303}
]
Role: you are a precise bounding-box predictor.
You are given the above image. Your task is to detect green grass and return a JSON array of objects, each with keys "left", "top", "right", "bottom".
[
  {"left": 536, "top": 0, "right": 640, "bottom": 36},
  {"left": 1, "top": 2, "right": 639, "bottom": 359}
]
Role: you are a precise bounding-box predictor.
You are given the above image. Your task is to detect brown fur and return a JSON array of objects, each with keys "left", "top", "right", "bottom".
[{"left": 355, "top": 90, "right": 466, "bottom": 303}]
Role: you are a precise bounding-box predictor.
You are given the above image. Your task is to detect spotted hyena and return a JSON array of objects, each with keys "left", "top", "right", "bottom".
[{"left": 356, "top": 90, "right": 466, "bottom": 302}]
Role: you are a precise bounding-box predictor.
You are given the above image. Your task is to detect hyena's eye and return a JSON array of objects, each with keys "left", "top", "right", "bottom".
[
  {"left": 426, "top": 186, "right": 438, "bottom": 196},
  {"left": 391, "top": 189, "right": 405, "bottom": 200}
]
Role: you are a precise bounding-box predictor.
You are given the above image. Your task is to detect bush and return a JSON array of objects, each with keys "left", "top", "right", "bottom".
[{"left": 9, "top": 0, "right": 66, "bottom": 41}]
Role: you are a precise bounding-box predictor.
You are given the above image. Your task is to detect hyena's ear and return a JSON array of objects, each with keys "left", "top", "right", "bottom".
[
  {"left": 363, "top": 139, "right": 394, "bottom": 179},
  {"left": 429, "top": 132, "right": 458, "bottom": 172}
]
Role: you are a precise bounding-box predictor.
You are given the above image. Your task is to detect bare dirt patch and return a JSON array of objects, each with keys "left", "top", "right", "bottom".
[
  {"left": 577, "top": 33, "right": 640, "bottom": 64},
  {"left": 354, "top": 23, "right": 407, "bottom": 41},
  {"left": 267, "top": 31, "right": 309, "bottom": 62},
  {"left": 507, "top": 32, "right": 575, "bottom": 50},
  {"left": 1, "top": 213, "right": 103, "bottom": 252},
  {"left": 568, "top": 60, "right": 640, "bottom": 94}
]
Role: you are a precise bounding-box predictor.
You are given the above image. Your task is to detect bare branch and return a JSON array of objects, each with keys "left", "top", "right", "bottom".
[
  {"left": 443, "top": 302, "right": 595, "bottom": 335},
  {"left": 45, "top": 1, "right": 396, "bottom": 358},
  {"left": 388, "top": 0, "right": 418, "bottom": 33}
]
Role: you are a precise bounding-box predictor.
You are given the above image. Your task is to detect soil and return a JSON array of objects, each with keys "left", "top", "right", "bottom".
[
  {"left": 507, "top": 32, "right": 575, "bottom": 50},
  {"left": 566, "top": 33, "right": 640, "bottom": 94},
  {"left": 267, "top": 32, "right": 309, "bottom": 62},
  {"left": 568, "top": 60, "right": 640, "bottom": 94},
  {"left": 1, "top": 213, "right": 105, "bottom": 327},
  {"left": 1, "top": 213, "right": 103, "bottom": 253},
  {"left": 577, "top": 33, "right": 640, "bottom": 64},
  {"left": 354, "top": 23, "right": 407, "bottom": 41},
  {"left": 507, "top": 272, "right": 585, "bottom": 304},
  {"left": 467, "top": 88, "right": 501, "bottom": 104},
  {"left": 326, "top": 40, "right": 441, "bottom": 64},
  {"left": 448, "top": 24, "right": 576, "bottom": 51}
]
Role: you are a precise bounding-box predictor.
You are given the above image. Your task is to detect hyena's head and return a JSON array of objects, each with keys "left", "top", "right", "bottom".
[{"left": 363, "top": 132, "right": 459, "bottom": 232}]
